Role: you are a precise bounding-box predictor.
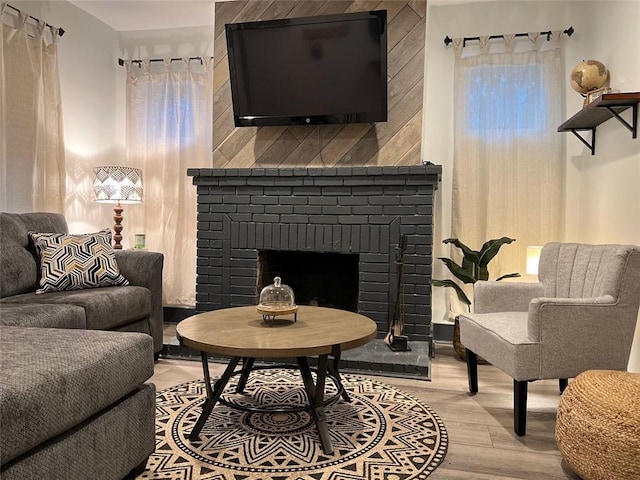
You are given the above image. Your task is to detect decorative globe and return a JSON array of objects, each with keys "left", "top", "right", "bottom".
[{"left": 570, "top": 60, "right": 608, "bottom": 94}]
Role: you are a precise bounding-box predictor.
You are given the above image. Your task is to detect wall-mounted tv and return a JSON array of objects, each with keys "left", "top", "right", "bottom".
[{"left": 225, "top": 10, "right": 387, "bottom": 127}]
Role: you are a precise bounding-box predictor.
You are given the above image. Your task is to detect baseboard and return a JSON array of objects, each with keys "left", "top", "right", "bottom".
[
  {"left": 433, "top": 322, "right": 453, "bottom": 343},
  {"left": 163, "top": 306, "right": 196, "bottom": 323}
]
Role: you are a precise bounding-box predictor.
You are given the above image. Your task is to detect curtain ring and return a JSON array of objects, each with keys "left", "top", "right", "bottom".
[
  {"left": 452, "top": 37, "right": 463, "bottom": 57},
  {"left": 503, "top": 33, "right": 515, "bottom": 53},
  {"left": 50, "top": 26, "right": 60, "bottom": 43},
  {"left": 551, "top": 30, "right": 563, "bottom": 43},
  {"left": 478, "top": 36, "right": 490, "bottom": 54},
  {"left": 18, "top": 11, "right": 28, "bottom": 30},
  {"left": 527, "top": 32, "right": 540, "bottom": 44}
]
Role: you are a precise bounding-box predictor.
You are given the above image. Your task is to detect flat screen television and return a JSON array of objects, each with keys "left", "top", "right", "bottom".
[{"left": 225, "top": 10, "right": 387, "bottom": 127}]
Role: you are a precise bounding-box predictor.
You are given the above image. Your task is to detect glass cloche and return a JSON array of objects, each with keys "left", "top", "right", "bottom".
[{"left": 257, "top": 276, "right": 298, "bottom": 324}]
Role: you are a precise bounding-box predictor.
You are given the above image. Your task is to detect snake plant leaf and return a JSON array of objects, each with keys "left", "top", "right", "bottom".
[
  {"left": 477, "top": 265, "right": 490, "bottom": 281},
  {"left": 443, "top": 238, "right": 481, "bottom": 264},
  {"left": 431, "top": 279, "right": 471, "bottom": 305},
  {"left": 496, "top": 272, "right": 522, "bottom": 281},
  {"left": 478, "top": 237, "right": 516, "bottom": 268},
  {"left": 439, "top": 257, "right": 477, "bottom": 284}
]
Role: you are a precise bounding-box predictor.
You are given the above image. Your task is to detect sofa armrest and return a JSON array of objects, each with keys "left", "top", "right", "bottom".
[
  {"left": 473, "top": 281, "right": 544, "bottom": 313},
  {"left": 114, "top": 250, "right": 164, "bottom": 354}
]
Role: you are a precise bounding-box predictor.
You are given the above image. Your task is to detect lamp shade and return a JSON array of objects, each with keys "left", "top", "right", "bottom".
[
  {"left": 526, "top": 246, "right": 543, "bottom": 275},
  {"left": 93, "top": 166, "right": 143, "bottom": 204}
]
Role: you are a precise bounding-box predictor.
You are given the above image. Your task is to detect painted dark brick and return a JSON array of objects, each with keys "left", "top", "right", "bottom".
[
  {"left": 309, "top": 197, "right": 338, "bottom": 206},
  {"left": 189, "top": 165, "right": 441, "bottom": 345},
  {"left": 294, "top": 205, "right": 322, "bottom": 215},
  {"left": 265, "top": 205, "right": 294, "bottom": 215},
  {"left": 281, "top": 214, "right": 309, "bottom": 224},
  {"left": 251, "top": 196, "right": 279, "bottom": 205},
  {"left": 322, "top": 206, "right": 352, "bottom": 215},
  {"left": 238, "top": 205, "right": 265, "bottom": 214},
  {"left": 210, "top": 204, "right": 237, "bottom": 213},
  {"left": 279, "top": 196, "right": 307, "bottom": 205}
]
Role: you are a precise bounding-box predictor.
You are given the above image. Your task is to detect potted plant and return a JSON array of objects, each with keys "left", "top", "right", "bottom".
[{"left": 432, "top": 237, "right": 520, "bottom": 359}]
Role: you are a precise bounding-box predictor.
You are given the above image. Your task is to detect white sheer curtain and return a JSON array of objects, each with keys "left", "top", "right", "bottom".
[
  {"left": 125, "top": 59, "right": 213, "bottom": 306},
  {"left": 451, "top": 38, "right": 563, "bottom": 292},
  {"left": 1, "top": 3, "right": 65, "bottom": 213}
]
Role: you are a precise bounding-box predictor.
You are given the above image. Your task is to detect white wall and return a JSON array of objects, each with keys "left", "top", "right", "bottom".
[
  {"left": 424, "top": 0, "right": 640, "bottom": 370},
  {"left": 9, "top": 2, "right": 214, "bottom": 246},
  {"left": 580, "top": 1, "right": 640, "bottom": 372},
  {"left": 11, "top": 0, "right": 121, "bottom": 235}
]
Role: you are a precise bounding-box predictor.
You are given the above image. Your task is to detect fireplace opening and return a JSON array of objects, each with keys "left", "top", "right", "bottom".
[{"left": 257, "top": 250, "right": 359, "bottom": 312}]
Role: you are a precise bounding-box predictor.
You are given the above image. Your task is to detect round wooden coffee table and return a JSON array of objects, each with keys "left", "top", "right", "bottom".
[{"left": 176, "top": 305, "right": 377, "bottom": 455}]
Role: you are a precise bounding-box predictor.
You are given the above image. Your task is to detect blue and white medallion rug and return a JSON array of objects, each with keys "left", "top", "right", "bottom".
[{"left": 141, "top": 370, "right": 448, "bottom": 479}]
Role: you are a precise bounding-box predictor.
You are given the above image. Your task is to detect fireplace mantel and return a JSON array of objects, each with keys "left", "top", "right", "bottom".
[{"left": 188, "top": 165, "right": 442, "bottom": 346}]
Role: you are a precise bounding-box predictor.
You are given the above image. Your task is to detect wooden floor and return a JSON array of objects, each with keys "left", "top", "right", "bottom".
[{"left": 150, "top": 343, "right": 580, "bottom": 480}]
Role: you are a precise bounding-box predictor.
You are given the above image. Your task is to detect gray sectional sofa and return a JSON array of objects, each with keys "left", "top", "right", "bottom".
[
  {"left": 0, "top": 212, "right": 165, "bottom": 479},
  {"left": 0, "top": 212, "right": 164, "bottom": 355},
  {"left": 0, "top": 326, "right": 156, "bottom": 479}
]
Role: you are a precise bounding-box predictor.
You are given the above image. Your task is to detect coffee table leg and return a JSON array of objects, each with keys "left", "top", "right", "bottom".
[
  {"left": 329, "top": 345, "right": 351, "bottom": 403},
  {"left": 190, "top": 354, "right": 240, "bottom": 441},
  {"left": 297, "top": 355, "right": 333, "bottom": 455},
  {"left": 236, "top": 357, "right": 255, "bottom": 393}
]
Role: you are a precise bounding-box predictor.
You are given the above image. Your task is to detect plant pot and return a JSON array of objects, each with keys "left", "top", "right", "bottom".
[{"left": 452, "top": 316, "right": 488, "bottom": 364}]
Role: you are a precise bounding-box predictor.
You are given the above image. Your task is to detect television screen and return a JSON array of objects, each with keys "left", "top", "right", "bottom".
[{"left": 225, "top": 10, "right": 387, "bottom": 127}]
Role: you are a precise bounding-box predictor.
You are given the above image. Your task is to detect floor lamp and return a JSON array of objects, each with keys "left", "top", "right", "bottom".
[{"left": 93, "top": 166, "right": 143, "bottom": 249}]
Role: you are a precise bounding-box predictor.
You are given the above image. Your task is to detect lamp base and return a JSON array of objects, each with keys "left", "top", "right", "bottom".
[{"left": 113, "top": 202, "right": 123, "bottom": 249}]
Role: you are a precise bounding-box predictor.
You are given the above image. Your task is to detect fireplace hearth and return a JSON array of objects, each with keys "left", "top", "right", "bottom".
[{"left": 188, "top": 165, "right": 441, "bottom": 376}]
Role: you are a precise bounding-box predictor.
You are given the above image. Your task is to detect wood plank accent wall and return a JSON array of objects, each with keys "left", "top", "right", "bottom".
[{"left": 213, "top": 0, "right": 426, "bottom": 169}]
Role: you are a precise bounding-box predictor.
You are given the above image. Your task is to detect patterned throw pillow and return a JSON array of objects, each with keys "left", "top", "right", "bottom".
[{"left": 28, "top": 229, "right": 129, "bottom": 294}]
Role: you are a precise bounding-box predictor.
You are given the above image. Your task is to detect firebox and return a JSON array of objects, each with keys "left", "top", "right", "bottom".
[{"left": 257, "top": 250, "right": 359, "bottom": 312}]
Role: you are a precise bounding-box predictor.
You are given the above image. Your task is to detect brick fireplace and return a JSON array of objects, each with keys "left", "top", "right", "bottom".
[{"left": 188, "top": 166, "right": 441, "bottom": 352}]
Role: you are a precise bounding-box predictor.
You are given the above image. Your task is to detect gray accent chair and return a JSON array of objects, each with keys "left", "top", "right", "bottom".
[{"left": 458, "top": 242, "right": 640, "bottom": 436}]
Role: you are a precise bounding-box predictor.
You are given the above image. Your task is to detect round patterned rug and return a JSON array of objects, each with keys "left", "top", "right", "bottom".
[{"left": 141, "top": 369, "right": 448, "bottom": 479}]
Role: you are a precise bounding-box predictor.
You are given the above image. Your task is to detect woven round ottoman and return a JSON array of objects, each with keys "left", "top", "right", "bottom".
[{"left": 555, "top": 370, "right": 640, "bottom": 480}]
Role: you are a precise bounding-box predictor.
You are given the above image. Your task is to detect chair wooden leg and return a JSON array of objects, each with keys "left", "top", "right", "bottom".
[
  {"left": 466, "top": 348, "right": 478, "bottom": 394},
  {"left": 514, "top": 380, "right": 528, "bottom": 436},
  {"left": 559, "top": 378, "right": 568, "bottom": 393}
]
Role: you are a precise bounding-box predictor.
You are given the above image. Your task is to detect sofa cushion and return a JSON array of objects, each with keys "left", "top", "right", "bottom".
[
  {"left": 0, "top": 213, "right": 68, "bottom": 298},
  {"left": 0, "top": 303, "right": 86, "bottom": 329},
  {"left": 2, "top": 286, "right": 151, "bottom": 330},
  {"left": 28, "top": 229, "right": 129, "bottom": 294},
  {"left": 0, "top": 326, "right": 154, "bottom": 465}
]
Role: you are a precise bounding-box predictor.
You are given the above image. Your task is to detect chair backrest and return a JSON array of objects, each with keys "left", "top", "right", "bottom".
[{"left": 539, "top": 243, "right": 639, "bottom": 301}]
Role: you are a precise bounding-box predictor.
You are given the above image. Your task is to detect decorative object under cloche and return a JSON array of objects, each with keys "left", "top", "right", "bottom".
[{"left": 257, "top": 276, "right": 298, "bottom": 325}]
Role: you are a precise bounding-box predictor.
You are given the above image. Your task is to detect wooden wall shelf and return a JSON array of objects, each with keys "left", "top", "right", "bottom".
[{"left": 558, "top": 92, "right": 640, "bottom": 155}]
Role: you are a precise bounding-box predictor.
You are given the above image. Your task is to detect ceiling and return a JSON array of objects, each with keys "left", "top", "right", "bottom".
[
  {"left": 70, "top": 1, "right": 215, "bottom": 31},
  {"left": 69, "top": 0, "right": 504, "bottom": 32}
]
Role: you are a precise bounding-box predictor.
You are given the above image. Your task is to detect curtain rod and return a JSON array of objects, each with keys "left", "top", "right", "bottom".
[
  {"left": 5, "top": 3, "right": 65, "bottom": 36},
  {"left": 118, "top": 57, "right": 212, "bottom": 67},
  {"left": 444, "top": 26, "right": 573, "bottom": 47}
]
